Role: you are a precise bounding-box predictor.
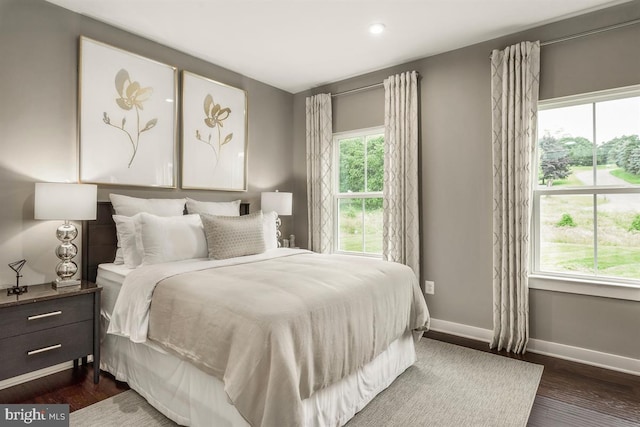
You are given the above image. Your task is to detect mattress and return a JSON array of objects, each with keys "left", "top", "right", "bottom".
[
  {"left": 96, "top": 262, "right": 418, "bottom": 426},
  {"left": 97, "top": 263, "right": 134, "bottom": 317}
]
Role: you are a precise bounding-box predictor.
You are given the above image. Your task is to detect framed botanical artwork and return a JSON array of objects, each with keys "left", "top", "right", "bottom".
[
  {"left": 181, "top": 71, "right": 248, "bottom": 191},
  {"left": 79, "top": 37, "right": 178, "bottom": 187}
]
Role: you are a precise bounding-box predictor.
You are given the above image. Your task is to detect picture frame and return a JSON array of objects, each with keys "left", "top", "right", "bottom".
[
  {"left": 181, "top": 71, "right": 248, "bottom": 191},
  {"left": 78, "top": 37, "right": 178, "bottom": 188}
]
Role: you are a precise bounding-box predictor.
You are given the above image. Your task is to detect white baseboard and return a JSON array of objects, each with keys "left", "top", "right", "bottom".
[
  {"left": 527, "top": 338, "right": 640, "bottom": 376},
  {"left": 429, "top": 318, "right": 640, "bottom": 376},
  {"left": 0, "top": 362, "right": 74, "bottom": 390},
  {"left": 0, "top": 355, "right": 95, "bottom": 390},
  {"left": 429, "top": 319, "right": 494, "bottom": 343}
]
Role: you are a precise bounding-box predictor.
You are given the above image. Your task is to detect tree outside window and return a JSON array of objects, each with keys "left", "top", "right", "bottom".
[
  {"left": 535, "top": 90, "right": 640, "bottom": 283},
  {"left": 334, "top": 129, "right": 384, "bottom": 255}
]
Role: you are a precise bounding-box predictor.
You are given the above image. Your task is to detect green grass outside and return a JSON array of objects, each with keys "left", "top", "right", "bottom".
[
  {"left": 541, "top": 242, "right": 640, "bottom": 279},
  {"left": 338, "top": 202, "right": 383, "bottom": 254},
  {"left": 540, "top": 187, "right": 640, "bottom": 279},
  {"left": 610, "top": 168, "right": 640, "bottom": 185},
  {"left": 337, "top": 165, "right": 640, "bottom": 277},
  {"left": 548, "top": 164, "right": 617, "bottom": 187},
  {"left": 548, "top": 165, "right": 591, "bottom": 186}
]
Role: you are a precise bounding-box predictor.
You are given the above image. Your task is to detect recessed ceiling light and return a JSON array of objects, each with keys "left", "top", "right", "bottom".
[{"left": 369, "top": 23, "right": 385, "bottom": 35}]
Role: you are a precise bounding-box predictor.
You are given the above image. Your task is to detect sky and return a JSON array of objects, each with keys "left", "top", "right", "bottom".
[{"left": 539, "top": 95, "right": 640, "bottom": 145}]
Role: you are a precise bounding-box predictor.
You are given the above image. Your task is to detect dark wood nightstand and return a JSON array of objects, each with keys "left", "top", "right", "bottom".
[{"left": 0, "top": 281, "right": 102, "bottom": 384}]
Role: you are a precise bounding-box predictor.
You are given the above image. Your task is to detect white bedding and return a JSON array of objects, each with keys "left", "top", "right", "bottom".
[
  {"left": 98, "top": 249, "right": 427, "bottom": 426},
  {"left": 108, "top": 249, "right": 303, "bottom": 342},
  {"left": 97, "top": 263, "right": 134, "bottom": 316},
  {"left": 101, "top": 329, "right": 416, "bottom": 427}
]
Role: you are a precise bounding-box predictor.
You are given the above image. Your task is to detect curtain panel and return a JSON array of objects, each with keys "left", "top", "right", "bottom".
[
  {"left": 305, "top": 93, "right": 333, "bottom": 253},
  {"left": 490, "top": 41, "right": 540, "bottom": 354},
  {"left": 383, "top": 71, "right": 420, "bottom": 278}
]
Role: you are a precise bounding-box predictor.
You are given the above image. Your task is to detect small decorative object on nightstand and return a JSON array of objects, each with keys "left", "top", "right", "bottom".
[
  {"left": 7, "top": 259, "right": 28, "bottom": 296},
  {"left": 261, "top": 190, "right": 292, "bottom": 247},
  {"left": 34, "top": 183, "right": 97, "bottom": 288},
  {"left": 0, "top": 281, "right": 102, "bottom": 384}
]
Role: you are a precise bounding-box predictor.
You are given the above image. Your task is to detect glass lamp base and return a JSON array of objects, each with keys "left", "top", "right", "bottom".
[
  {"left": 54, "top": 221, "right": 80, "bottom": 287},
  {"left": 276, "top": 217, "right": 282, "bottom": 247}
]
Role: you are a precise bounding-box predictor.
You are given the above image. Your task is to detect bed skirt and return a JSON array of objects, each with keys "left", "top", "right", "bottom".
[{"left": 101, "top": 329, "right": 416, "bottom": 427}]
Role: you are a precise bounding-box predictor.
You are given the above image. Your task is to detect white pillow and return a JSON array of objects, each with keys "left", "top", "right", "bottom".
[
  {"left": 113, "top": 214, "right": 144, "bottom": 268},
  {"left": 110, "top": 194, "right": 186, "bottom": 264},
  {"left": 138, "top": 213, "right": 208, "bottom": 265},
  {"left": 185, "top": 198, "right": 241, "bottom": 216},
  {"left": 110, "top": 194, "right": 186, "bottom": 216},
  {"left": 262, "top": 211, "right": 278, "bottom": 250},
  {"left": 113, "top": 248, "right": 124, "bottom": 265}
]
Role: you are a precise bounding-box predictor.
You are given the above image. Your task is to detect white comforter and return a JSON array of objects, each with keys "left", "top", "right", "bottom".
[
  {"left": 108, "top": 249, "right": 304, "bottom": 342},
  {"left": 108, "top": 249, "right": 430, "bottom": 427}
]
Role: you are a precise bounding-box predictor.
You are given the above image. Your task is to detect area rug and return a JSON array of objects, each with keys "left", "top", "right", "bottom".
[{"left": 70, "top": 339, "right": 543, "bottom": 426}]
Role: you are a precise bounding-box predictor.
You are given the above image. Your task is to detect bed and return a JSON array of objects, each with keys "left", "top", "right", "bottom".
[{"left": 83, "top": 199, "right": 430, "bottom": 427}]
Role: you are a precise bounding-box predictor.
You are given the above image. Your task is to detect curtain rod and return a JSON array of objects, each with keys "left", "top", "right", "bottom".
[
  {"left": 489, "top": 17, "right": 640, "bottom": 57},
  {"left": 329, "top": 18, "right": 640, "bottom": 88},
  {"left": 336, "top": 18, "right": 640, "bottom": 93},
  {"left": 540, "top": 17, "right": 640, "bottom": 47},
  {"left": 331, "top": 82, "right": 383, "bottom": 97}
]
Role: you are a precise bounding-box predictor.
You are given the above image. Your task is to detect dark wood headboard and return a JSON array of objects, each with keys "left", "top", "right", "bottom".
[{"left": 82, "top": 201, "right": 250, "bottom": 283}]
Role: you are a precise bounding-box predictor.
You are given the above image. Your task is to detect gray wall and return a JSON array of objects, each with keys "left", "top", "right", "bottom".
[
  {"left": 0, "top": 0, "right": 293, "bottom": 285},
  {"left": 293, "top": 1, "right": 640, "bottom": 359},
  {"left": 1, "top": 0, "right": 638, "bottom": 360}
]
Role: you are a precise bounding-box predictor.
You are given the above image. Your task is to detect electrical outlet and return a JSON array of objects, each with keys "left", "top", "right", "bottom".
[{"left": 424, "top": 280, "right": 435, "bottom": 295}]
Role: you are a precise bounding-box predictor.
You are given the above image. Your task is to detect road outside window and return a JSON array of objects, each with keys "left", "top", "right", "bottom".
[{"left": 535, "top": 88, "right": 640, "bottom": 284}]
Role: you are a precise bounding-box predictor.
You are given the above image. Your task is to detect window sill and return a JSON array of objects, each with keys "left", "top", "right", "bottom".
[
  {"left": 528, "top": 274, "right": 640, "bottom": 302},
  {"left": 333, "top": 251, "right": 382, "bottom": 259}
]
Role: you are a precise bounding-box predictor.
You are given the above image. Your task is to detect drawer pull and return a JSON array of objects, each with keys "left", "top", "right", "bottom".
[
  {"left": 28, "top": 311, "right": 62, "bottom": 320},
  {"left": 27, "top": 344, "right": 62, "bottom": 356}
]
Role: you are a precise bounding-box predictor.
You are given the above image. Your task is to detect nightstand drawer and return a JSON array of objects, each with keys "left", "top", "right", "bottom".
[
  {"left": 0, "top": 320, "right": 93, "bottom": 381},
  {"left": 0, "top": 293, "right": 93, "bottom": 339}
]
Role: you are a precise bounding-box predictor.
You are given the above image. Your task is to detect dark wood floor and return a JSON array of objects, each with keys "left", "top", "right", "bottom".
[
  {"left": 425, "top": 331, "right": 640, "bottom": 425},
  {"left": 1, "top": 331, "right": 638, "bottom": 425},
  {"left": 0, "top": 366, "right": 129, "bottom": 412}
]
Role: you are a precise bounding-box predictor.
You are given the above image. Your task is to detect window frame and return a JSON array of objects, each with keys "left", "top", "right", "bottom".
[
  {"left": 530, "top": 84, "right": 640, "bottom": 301},
  {"left": 332, "top": 126, "right": 384, "bottom": 257}
]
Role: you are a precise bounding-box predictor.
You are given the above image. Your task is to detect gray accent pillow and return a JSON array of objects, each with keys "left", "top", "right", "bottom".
[{"left": 200, "top": 212, "right": 266, "bottom": 259}]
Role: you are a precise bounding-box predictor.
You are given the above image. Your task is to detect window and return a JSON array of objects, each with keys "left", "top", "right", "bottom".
[
  {"left": 533, "top": 86, "right": 640, "bottom": 287},
  {"left": 333, "top": 128, "right": 384, "bottom": 255}
]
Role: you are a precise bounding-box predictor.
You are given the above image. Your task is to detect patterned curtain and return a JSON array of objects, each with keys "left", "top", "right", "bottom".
[
  {"left": 305, "top": 94, "right": 333, "bottom": 253},
  {"left": 490, "top": 41, "right": 540, "bottom": 354},
  {"left": 383, "top": 71, "right": 420, "bottom": 278}
]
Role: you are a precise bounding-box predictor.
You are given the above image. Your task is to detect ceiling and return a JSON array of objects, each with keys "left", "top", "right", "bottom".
[{"left": 46, "top": 0, "right": 630, "bottom": 94}]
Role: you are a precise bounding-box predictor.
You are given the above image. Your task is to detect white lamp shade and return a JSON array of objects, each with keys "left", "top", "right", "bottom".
[
  {"left": 261, "top": 191, "right": 292, "bottom": 216},
  {"left": 35, "top": 183, "right": 97, "bottom": 220}
]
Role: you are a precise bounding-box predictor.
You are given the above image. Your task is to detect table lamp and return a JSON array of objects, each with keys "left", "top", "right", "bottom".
[
  {"left": 35, "top": 183, "right": 97, "bottom": 287},
  {"left": 261, "top": 190, "right": 292, "bottom": 247}
]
